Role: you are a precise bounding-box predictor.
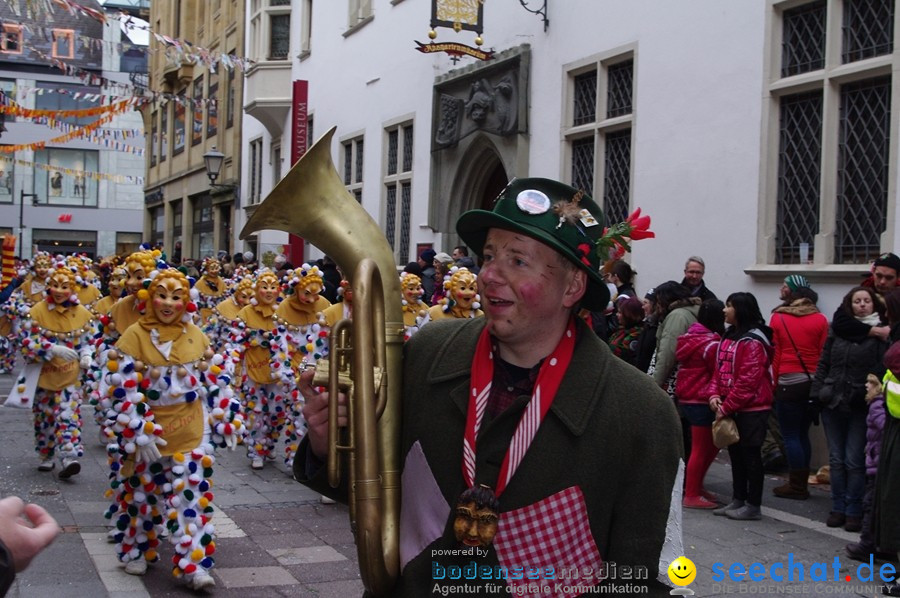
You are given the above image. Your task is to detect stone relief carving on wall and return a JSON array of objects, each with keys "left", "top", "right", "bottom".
[{"left": 434, "top": 63, "right": 522, "bottom": 149}]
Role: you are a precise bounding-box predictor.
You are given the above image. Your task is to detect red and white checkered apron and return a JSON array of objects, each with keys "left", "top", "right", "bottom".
[{"left": 494, "top": 486, "right": 602, "bottom": 597}]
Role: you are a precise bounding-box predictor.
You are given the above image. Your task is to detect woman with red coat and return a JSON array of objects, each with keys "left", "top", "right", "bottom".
[
  {"left": 710, "top": 292, "right": 775, "bottom": 521},
  {"left": 769, "top": 286, "right": 828, "bottom": 500},
  {"left": 676, "top": 299, "right": 725, "bottom": 509}
]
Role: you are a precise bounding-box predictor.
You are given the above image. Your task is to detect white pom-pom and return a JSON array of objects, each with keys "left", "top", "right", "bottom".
[{"left": 190, "top": 288, "right": 199, "bottom": 301}]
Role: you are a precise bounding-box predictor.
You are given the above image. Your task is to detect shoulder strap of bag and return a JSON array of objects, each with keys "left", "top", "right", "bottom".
[{"left": 780, "top": 314, "right": 812, "bottom": 380}]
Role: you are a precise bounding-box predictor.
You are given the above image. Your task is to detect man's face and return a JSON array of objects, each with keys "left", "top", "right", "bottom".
[
  {"left": 152, "top": 278, "right": 187, "bottom": 325},
  {"left": 873, "top": 266, "right": 898, "bottom": 295},
  {"left": 452, "top": 248, "right": 463, "bottom": 260},
  {"left": 453, "top": 501, "right": 498, "bottom": 548},
  {"left": 683, "top": 261, "right": 704, "bottom": 288},
  {"left": 779, "top": 283, "right": 791, "bottom": 301},
  {"left": 478, "top": 229, "right": 584, "bottom": 353}
]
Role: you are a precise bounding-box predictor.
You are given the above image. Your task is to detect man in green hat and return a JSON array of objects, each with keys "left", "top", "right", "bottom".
[{"left": 297, "top": 178, "right": 683, "bottom": 596}]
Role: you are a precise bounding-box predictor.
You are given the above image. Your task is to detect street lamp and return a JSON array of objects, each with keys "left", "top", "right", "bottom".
[
  {"left": 203, "top": 147, "right": 225, "bottom": 185},
  {"left": 18, "top": 189, "right": 37, "bottom": 259}
]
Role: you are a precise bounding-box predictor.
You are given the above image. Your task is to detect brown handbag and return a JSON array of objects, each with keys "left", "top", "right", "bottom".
[{"left": 712, "top": 416, "right": 740, "bottom": 449}]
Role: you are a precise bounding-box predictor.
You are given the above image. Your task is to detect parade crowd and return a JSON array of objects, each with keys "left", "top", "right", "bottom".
[{"left": 0, "top": 198, "right": 899, "bottom": 596}]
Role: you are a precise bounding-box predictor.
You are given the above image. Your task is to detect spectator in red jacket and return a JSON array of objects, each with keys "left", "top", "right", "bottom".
[
  {"left": 769, "top": 285, "right": 828, "bottom": 500},
  {"left": 676, "top": 298, "right": 725, "bottom": 509},
  {"left": 710, "top": 292, "right": 775, "bottom": 521}
]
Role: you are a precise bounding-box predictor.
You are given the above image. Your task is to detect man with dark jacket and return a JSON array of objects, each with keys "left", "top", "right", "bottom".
[
  {"left": 417, "top": 248, "right": 437, "bottom": 305},
  {"left": 296, "top": 178, "right": 683, "bottom": 596},
  {"left": 681, "top": 256, "right": 717, "bottom": 302}
]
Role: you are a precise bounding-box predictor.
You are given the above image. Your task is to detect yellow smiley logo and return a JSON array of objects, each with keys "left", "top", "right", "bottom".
[{"left": 667, "top": 556, "right": 696, "bottom": 587}]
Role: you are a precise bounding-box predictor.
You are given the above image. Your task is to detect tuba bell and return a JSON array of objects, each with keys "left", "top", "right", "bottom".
[{"left": 240, "top": 127, "right": 403, "bottom": 596}]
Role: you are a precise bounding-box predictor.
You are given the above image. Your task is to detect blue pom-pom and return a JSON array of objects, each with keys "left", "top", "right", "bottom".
[
  {"left": 113, "top": 388, "right": 126, "bottom": 398},
  {"left": 184, "top": 508, "right": 197, "bottom": 518},
  {"left": 188, "top": 461, "right": 198, "bottom": 473},
  {"left": 201, "top": 557, "right": 214, "bottom": 569},
  {"left": 198, "top": 480, "right": 210, "bottom": 492}
]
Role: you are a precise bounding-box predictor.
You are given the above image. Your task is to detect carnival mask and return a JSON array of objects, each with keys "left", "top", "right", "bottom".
[
  {"left": 452, "top": 273, "right": 478, "bottom": 310},
  {"left": 152, "top": 278, "right": 187, "bottom": 325},
  {"left": 453, "top": 500, "right": 499, "bottom": 549},
  {"left": 34, "top": 258, "right": 51, "bottom": 280},
  {"left": 402, "top": 277, "right": 423, "bottom": 305},
  {"left": 256, "top": 277, "right": 280, "bottom": 306},
  {"left": 125, "top": 264, "right": 146, "bottom": 295},
  {"left": 234, "top": 287, "right": 253, "bottom": 307},
  {"left": 293, "top": 281, "right": 323, "bottom": 306},
  {"left": 48, "top": 272, "right": 73, "bottom": 305}
]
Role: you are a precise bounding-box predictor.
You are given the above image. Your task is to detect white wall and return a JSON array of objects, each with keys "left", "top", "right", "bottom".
[{"left": 238, "top": 0, "right": 885, "bottom": 316}]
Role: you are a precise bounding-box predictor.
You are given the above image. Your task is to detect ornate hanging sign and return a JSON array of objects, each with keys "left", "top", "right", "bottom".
[{"left": 415, "top": 0, "right": 492, "bottom": 63}]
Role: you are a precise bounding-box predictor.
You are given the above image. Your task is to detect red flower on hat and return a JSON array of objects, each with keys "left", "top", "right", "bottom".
[
  {"left": 596, "top": 208, "right": 656, "bottom": 262},
  {"left": 575, "top": 243, "right": 593, "bottom": 267}
]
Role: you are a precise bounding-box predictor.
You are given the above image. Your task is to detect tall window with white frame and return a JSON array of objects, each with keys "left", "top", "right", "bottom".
[
  {"left": 343, "top": 136, "right": 364, "bottom": 203},
  {"left": 565, "top": 54, "right": 634, "bottom": 225},
  {"left": 250, "top": 0, "right": 291, "bottom": 61},
  {"left": 348, "top": 0, "right": 373, "bottom": 28},
  {"left": 769, "top": 0, "right": 894, "bottom": 265},
  {"left": 383, "top": 122, "right": 413, "bottom": 263}
]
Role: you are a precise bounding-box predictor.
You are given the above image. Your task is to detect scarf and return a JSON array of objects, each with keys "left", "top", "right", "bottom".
[
  {"left": 857, "top": 312, "right": 883, "bottom": 326},
  {"left": 116, "top": 315, "right": 208, "bottom": 366},
  {"left": 276, "top": 295, "right": 330, "bottom": 326},
  {"left": 464, "top": 318, "right": 576, "bottom": 496},
  {"left": 29, "top": 301, "right": 93, "bottom": 333}
]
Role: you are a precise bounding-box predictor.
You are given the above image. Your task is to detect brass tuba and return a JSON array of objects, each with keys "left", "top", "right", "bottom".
[{"left": 240, "top": 127, "right": 402, "bottom": 596}]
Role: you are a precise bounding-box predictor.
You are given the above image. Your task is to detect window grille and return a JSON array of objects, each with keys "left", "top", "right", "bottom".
[
  {"left": 573, "top": 71, "right": 597, "bottom": 126},
  {"left": 269, "top": 14, "right": 290, "bottom": 59},
  {"left": 835, "top": 77, "right": 891, "bottom": 263},
  {"left": 402, "top": 126, "right": 413, "bottom": 172},
  {"left": 776, "top": 92, "right": 822, "bottom": 264},
  {"left": 385, "top": 184, "right": 397, "bottom": 249},
  {"left": 387, "top": 130, "right": 398, "bottom": 176},
  {"left": 344, "top": 144, "right": 352, "bottom": 185},
  {"left": 400, "top": 182, "right": 411, "bottom": 261},
  {"left": 355, "top": 139, "right": 364, "bottom": 183},
  {"left": 603, "top": 130, "right": 631, "bottom": 224},
  {"left": 842, "top": 0, "right": 894, "bottom": 63},
  {"left": 781, "top": 1, "right": 826, "bottom": 77},
  {"left": 571, "top": 137, "right": 594, "bottom": 195},
  {"left": 607, "top": 61, "right": 633, "bottom": 118}
]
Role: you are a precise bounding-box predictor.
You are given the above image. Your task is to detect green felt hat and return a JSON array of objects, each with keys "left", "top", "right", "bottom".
[{"left": 456, "top": 178, "right": 609, "bottom": 310}]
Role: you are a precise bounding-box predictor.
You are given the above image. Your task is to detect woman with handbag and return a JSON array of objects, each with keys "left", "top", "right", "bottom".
[
  {"left": 811, "top": 286, "right": 888, "bottom": 532},
  {"left": 769, "top": 286, "right": 828, "bottom": 500},
  {"left": 709, "top": 292, "right": 774, "bottom": 521}
]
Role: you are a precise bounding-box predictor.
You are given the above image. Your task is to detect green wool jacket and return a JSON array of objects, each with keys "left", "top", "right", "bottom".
[{"left": 297, "top": 316, "right": 683, "bottom": 597}]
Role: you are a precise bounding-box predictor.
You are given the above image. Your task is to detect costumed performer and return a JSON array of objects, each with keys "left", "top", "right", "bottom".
[
  {"left": 228, "top": 269, "right": 292, "bottom": 470},
  {"left": 426, "top": 266, "right": 483, "bottom": 321},
  {"left": 400, "top": 271, "right": 429, "bottom": 341},
  {"left": 70, "top": 255, "right": 102, "bottom": 313},
  {"left": 274, "top": 265, "right": 334, "bottom": 466},
  {"left": 194, "top": 257, "right": 230, "bottom": 324},
  {"left": 15, "top": 261, "right": 95, "bottom": 478},
  {"left": 203, "top": 276, "right": 253, "bottom": 353},
  {"left": 100, "top": 267, "right": 242, "bottom": 590}
]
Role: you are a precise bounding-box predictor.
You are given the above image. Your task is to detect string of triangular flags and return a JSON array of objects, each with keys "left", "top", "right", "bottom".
[
  {"left": 0, "top": 112, "right": 115, "bottom": 152},
  {"left": 0, "top": 156, "right": 144, "bottom": 185},
  {"left": 0, "top": 97, "right": 139, "bottom": 119},
  {"left": 30, "top": 49, "right": 220, "bottom": 109},
  {"left": 3, "top": 0, "right": 254, "bottom": 72},
  {"left": 30, "top": 116, "right": 145, "bottom": 156}
]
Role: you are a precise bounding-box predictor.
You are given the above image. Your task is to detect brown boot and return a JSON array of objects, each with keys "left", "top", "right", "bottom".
[{"left": 773, "top": 469, "right": 810, "bottom": 500}]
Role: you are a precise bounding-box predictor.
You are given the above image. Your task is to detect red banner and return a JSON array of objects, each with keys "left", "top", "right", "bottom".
[{"left": 288, "top": 80, "right": 309, "bottom": 264}]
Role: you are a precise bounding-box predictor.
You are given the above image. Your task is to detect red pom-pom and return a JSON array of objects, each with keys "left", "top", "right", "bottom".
[
  {"left": 99, "top": 315, "right": 110, "bottom": 326},
  {"left": 223, "top": 424, "right": 232, "bottom": 435},
  {"left": 186, "top": 302, "right": 197, "bottom": 313},
  {"left": 184, "top": 564, "right": 197, "bottom": 574},
  {"left": 123, "top": 428, "right": 135, "bottom": 438},
  {"left": 124, "top": 379, "right": 137, "bottom": 388}
]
